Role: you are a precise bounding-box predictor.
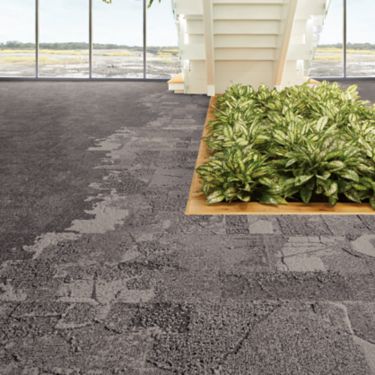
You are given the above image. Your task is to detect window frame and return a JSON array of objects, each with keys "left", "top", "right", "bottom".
[
  {"left": 0, "top": 0, "right": 173, "bottom": 81},
  {"left": 312, "top": 0, "right": 375, "bottom": 79},
  {"left": 1, "top": 0, "right": 374, "bottom": 80}
]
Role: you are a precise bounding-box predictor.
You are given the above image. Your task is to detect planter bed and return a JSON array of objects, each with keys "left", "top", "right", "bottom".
[{"left": 186, "top": 87, "right": 375, "bottom": 215}]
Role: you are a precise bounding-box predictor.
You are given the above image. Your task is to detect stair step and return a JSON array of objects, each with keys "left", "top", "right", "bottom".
[
  {"left": 168, "top": 74, "right": 185, "bottom": 94},
  {"left": 215, "top": 34, "right": 278, "bottom": 48},
  {"left": 214, "top": 20, "right": 281, "bottom": 34},
  {"left": 216, "top": 61, "right": 274, "bottom": 92},
  {"left": 174, "top": 0, "right": 202, "bottom": 15},
  {"left": 215, "top": 47, "right": 276, "bottom": 60},
  {"left": 186, "top": 18, "right": 204, "bottom": 35},
  {"left": 181, "top": 44, "right": 205, "bottom": 60},
  {"left": 168, "top": 74, "right": 184, "bottom": 85},
  {"left": 213, "top": 4, "right": 284, "bottom": 20},
  {"left": 168, "top": 84, "right": 185, "bottom": 94},
  {"left": 172, "top": 0, "right": 330, "bottom": 94}
]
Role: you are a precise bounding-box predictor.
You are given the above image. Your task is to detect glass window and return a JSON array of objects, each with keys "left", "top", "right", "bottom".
[
  {"left": 309, "top": 0, "right": 344, "bottom": 77},
  {"left": 39, "top": 0, "right": 89, "bottom": 78},
  {"left": 147, "top": 0, "right": 180, "bottom": 78},
  {"left": 0, "top": 0, "right": 36, "bottom": 77},
  {"left": 92, "top": 0, "right": 143, "bottom": 78},
  {"left": 347, "top": 0, "right": 375, "bottom": 77}
]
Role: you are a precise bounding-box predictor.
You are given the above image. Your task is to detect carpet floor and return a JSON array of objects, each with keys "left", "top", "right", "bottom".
[{"left": 0, "top": 81, "right": 374, "bottom": 374}]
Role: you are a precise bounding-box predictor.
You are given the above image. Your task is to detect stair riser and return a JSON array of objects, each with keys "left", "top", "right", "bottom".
[
  {"left": 173, "top": 0, "right": 330, "bottom": 94},
  {"left": 215, "top": 48, "right": 276, "bottom": 61},
  {"left": 214, "top": 4, "right": 284, "bottom": 20},
  {"left": 216, "top": 61, "right": 274, "bottom": 92},
  {"left": 215, "top": 20, "right": 282, "bottom": 34}
]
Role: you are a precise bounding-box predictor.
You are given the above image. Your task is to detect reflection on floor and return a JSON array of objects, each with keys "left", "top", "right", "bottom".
[{"left": 0, "top": 81, "right": 374, "bottom": 374}]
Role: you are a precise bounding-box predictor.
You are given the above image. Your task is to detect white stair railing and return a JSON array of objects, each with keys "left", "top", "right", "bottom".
[
  {"left": 202, "top": 0, "right": 215, "bottom": 96},
  {"left": 274, "top": 0, "right": 298, "bottom": 86},
  {"left": 171, "top": 0, "right": 331, "bottom": 94}
]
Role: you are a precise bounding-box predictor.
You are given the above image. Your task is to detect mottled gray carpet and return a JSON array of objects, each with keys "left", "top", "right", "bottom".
[{"left": 0, "top": 81, "right": 375, "bottom": 374}]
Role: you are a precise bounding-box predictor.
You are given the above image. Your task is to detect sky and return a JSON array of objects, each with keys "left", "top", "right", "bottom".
[
  {"left": 0, "top": 0, "right": 178, "bottom": 46},
  {"left": 319, "top": 0, "right": 375, "bottom": 44},
  {"left": 0, "top": 0, "right": 374, "bottom": 46}
]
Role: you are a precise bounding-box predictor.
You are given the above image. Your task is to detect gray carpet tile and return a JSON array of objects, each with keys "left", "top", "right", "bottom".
[{"left": 0, "top": 81, "right": 374, "bottom": 374}]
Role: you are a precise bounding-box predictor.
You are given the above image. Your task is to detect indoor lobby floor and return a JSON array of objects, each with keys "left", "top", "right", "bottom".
[{"left": 0, "top": 81, "right": 375, "bottom": 374}]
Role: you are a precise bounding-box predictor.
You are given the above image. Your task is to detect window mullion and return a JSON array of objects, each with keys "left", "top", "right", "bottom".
[
  {"left": 35, "top": 0, "right": 39, "bottom": 78},
  {"left": 89, "top": 0, "right": 93, "bottom": 79},
  {"left": 343, "top": 0, "right": 347, "bottom": 78},
  {"left": 143, "top": 0, "right": 147, "bottom": 79}
]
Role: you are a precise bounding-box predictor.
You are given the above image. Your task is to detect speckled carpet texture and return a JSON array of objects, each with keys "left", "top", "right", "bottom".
[{"left": 0, "top": 81, "right": 375, "bottom": 374}]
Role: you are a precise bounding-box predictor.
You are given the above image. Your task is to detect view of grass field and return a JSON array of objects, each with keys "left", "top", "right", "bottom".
[
  {"left": 307, "top": 0, "right": 375, "bottom": 77},
  {"left": 0, "top": 0, "right": 180, "bottom": 79},
  {"left": 1, "top": 0, "right": 374, "bottom": 79},
  {"left": 309, "top": 45, "right": 375, "bottom": 77},
  {"left": 1, "top": 44, "right": 374, "bottom": 79},
  {"left": 0, "top": 44, "right": 180, "bottom": 78}
]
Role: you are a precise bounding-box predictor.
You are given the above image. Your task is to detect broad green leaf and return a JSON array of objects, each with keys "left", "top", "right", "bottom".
[
  {"left": 294, "top": 175, "right": 314, "bottom": 186},
  {"left": 317, "top": 171, "right": 331, "bottom": 181},
  {"left": 285, "top": 159, "right": 297, "bottom": 168},
  {"left": 344, "top": 190, "right": 362, "bottom": 203},
  {"left": 325, "top": 181, "right": 338, "bottom": 197},
  {"left": 207, "top": 191, "right": 225, "bottom": 204},
  {"left": 198, "top": 82, "right": 375, "bottom": 210},
  {"left": 339, "top": 170, "right": 360, "bottom": 182},
  {"left": 316, "top": 116, "right": 329, "bottom": 132},
  {"left": 259, "top": 194, "right": 280, "bottom": 205},
  {"left": 300, "top": 183, "right": 314, "bottom": 204},
  {"left": 327, "top": 161, "right": 345, "bottom": 171},
  {"left": 352, "top": 184, "right": 369, "bottom": 192},
  {"left": 237, "top": 193, "right": 251, "bottom": 202},
  {"left": 329, "top": 195, "right": 338, "bottom": 206}
]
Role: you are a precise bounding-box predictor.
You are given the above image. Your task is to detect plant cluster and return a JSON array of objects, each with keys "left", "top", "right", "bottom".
[{"left": 197, "top": 82, "right": 375, "bottom": 208}]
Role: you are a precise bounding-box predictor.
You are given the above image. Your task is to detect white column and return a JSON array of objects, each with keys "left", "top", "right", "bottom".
[{"left": 202, "top": 0, "right": 215, "bottom": 96}]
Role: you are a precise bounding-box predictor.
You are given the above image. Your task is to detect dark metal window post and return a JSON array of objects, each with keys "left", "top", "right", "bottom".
[
  {"left": 143, "top": 0, "right": 147, "bottom": 79},
  {"left": 89, "top": 0, "right": 93, "bottom": 78},
  {"left": 35, "top": 0, "right": 39, "bottom": 78},
  {"left": 9, "top": 0, "right": 367, "bottom": 81},
  {"left": 343, "top": 0, "right": 347, "bottom": 78},
  {"left": 26, "top": 0, "right": 160, "bottom": 81}
]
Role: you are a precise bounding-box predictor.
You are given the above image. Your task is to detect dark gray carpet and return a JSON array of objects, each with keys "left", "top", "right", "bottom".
[
  {"left": 340, "top": 80, "right": 375, "bottom": 102},
  {"left": 0, "top": 82, "right": 191, "bottom": 261},
  {"left": 0, "top": 81, "right": 374, "bottom": 374}
]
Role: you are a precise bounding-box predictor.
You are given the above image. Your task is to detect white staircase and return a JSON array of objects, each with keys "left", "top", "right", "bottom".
[{"left": 170, "top": 0, "right": 330, "bottom": 95}]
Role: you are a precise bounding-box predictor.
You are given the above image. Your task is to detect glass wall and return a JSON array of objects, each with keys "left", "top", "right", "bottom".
[
  {"left": 39, "top": 0, "right": 89, "bottom": 77},
  {"left": 347, "top": 0, "right": 375, "bottom": 77},
  {"left": 147, "top": 1, "right": 180, "bottom": 78},
  {"left": 310, "top": 0, "right": 375, "bottom": 78},
  {"left": 93, "top": 0, "right": 143, "bottom": 78},
  {"left": 0, "top": 0, "right": 35, "bottom": 77},
  {"left": 2, "top": 0, "right": 372, "bottom": 79},
  {"left": 309, "top": 0, "right": 344, "bottom": 77},
  {"left": 0, "top": 0, "right": 180, "bottom": 79}
]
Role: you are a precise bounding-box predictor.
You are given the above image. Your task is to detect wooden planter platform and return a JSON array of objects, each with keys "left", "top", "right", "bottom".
[{"left": 185, "top": 97, "right": 374, "bottom": 216}]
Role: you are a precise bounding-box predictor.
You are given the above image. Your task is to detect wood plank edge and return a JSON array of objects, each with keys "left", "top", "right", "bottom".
[{"left": 185, "top": 96, "right": 217, "bottom": 215}]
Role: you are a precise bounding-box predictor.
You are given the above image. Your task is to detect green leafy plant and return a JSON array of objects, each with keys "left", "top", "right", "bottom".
[{"left": 197, "top": 82, "right": 375, "bottom": 208}]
